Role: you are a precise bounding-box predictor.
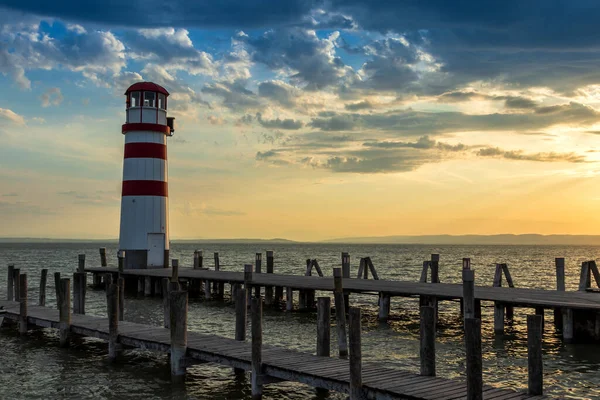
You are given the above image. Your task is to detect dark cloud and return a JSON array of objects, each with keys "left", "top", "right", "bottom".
[
  {"left": 345, "top": 100, "right": 374, "bottom": 111},
  {"left": 504, "top": 96, "right": 538, "bottom": 110},
  {"left": 364, "top": 136, "right": 467, "bottom": 151},
  {"left": 257, "top": 81, "right": 298, "bottom": 108},
  {"left": 256, "top": 113, "right": 303, "bottom": 130},
  {"left": 477, "top": 147, "right": 585, "bottom": 163},
  {"left": 202, "top": 80, "right": 260, "bottom": 111}
]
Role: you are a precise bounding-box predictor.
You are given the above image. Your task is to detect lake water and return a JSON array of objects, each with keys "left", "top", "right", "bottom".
[{"left": 0, "top": 242, "right": 599, "bottom": 399}]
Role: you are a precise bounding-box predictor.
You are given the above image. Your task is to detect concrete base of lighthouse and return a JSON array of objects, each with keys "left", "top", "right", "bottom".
[{"left": 124, "top": 250, "right": 169, "bottom": 269}]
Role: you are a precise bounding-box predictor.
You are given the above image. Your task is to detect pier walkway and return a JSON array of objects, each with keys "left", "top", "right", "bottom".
[{"left": 0, "top": 299, "right": 546, "bottom": 400}]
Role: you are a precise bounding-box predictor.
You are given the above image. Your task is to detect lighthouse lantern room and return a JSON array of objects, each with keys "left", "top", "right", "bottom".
[{"left": 119, "top": 82, "right": 174, "bottom": 269}]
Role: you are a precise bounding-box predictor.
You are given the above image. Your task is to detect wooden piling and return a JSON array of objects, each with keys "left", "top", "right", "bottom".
[
  {"left": 431, "top": 254, "right": 440, "bottom": 283},
  {"left": 59, "top": 278, "right": 71, "bottom": 347},
  {"left": 73, "top": 272, "right": 82, "bottom": 315},
  {"left": 265, "top": 250, "right": 274, "bottom": 306},
  {"left": 527, "top": 314, "right": 543, "bottom": 395},
  {"left": 162, "top": 278, "right": 170, "bottom": 328},
  {"left": 494, "top": 302, "right": 505, "bottom": 334},
  {"left": 317, "top": 297, "right": 331, "bottom": 357},
  {"left": 39, "top": 268, "right": 47, "bottom": 306},
  {"left": 144, "top": 275, "right": 152, "bottom": 296},
  {"left": 99, "top": 247, "right": 107, "bottom": 267},
  {"left": 420, "top": 305, "right": 435, "bottom": 376},
  {"left": 13, "top": 268, "right": 20, "bottom": 305},
  {"left": 118, "top": 277, "right": 125, "bottom": 321},
  {"left": 274, "top": 286, "right": 283, "bottom": 305},
  {"left": 251, "top": 297, "right": 263, "bottom": 400},
  {"left": 341, "top": 253, "right": 350, "bottom": 312},
  {"left": 235, "top": 285, "right": 247, "bottom": 341},
  {"left": 7, "top": 264, "right": 14, "bottom": 301},
  {"left": 463, "top": 269, "right": 475, "bottom": 320},
  {"left": 213, "top": 252, "right": 222, "bottom": 296},
  {"left": 170, "top": 289, "right": 188, "bottom": 383},
  {"left": 333, "top": 268, "right": 348, "bottom": 358},
  {"left": 137, "top": 277, "right": 144, "bottom": 296},
  {"left": 19, "top": 274, "right": 27, "bottom": 335},
  {"left": 349, "top": 307, "right": 363, "bottom": 400},
  {"left": 562, "top": 308, "right": 574, "bottom": 343},
  {"left": 107, "top": 282, "right": 119, "bottom": 362},
  {"left": 171, "top": 259, "right": 179, "bottom": 283},
  {"left": 244, "top": 264, "right": 253, "bottom": 308},
  {"left": 286, "top": 287, "right": 293, "bottom": 312},
  {"left": 54, "top": 272, "right": 61, "bottom": 310},
  {"left": 193, "top": 250, "right": 202, "bottom": 269},
  {"left": 554, "top": 258, "right": 565, "bottom": 328},
  {"left": 78, "top": 254, "right": 85, "bottom": 273},
  {"left": 465, "top": 317, "right": 483, "bottom": 400},
  {"left": 378, "top": 292, "right": 390, "bottom": 321},
  {"left": 204, "top": 279, "right": 211, "bottom": 300},
  {"left": 255, "top": 253, "right": 262, "bottom": 299}
]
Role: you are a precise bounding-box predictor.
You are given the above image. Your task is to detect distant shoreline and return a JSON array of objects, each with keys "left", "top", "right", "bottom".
[{"left": 1, "top": 234, "right": 599, "bottom": 246}]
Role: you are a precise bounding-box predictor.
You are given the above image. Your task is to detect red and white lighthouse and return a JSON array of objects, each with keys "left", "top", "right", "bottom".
[{"left": 119, "top": 82, "right": 175, "bottom": 269}]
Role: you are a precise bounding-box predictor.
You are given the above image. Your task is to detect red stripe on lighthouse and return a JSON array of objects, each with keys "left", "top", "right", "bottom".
[
  {"left": 122, "top": 123, "right": 170, "bottom": 134},
  {"left": 122, "top": 180, "right": 168, "bottom": 197},
  {"left": 124, "top": 143, "right": 167, "bottom": 159}
]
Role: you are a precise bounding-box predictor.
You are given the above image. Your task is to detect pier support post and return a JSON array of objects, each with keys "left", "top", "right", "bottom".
[
  {"left": 244, "top": 264, "right": 253, "bottom": 307},
  {"left": 170, "top": 289, "right": 188, "bottom": 383},
  {"left": 171, "top": 259, "right": 179, "bottom": 283},
  {"left": 286, "top": 287, "right": 293, "bottom": 312},
  {"left": 137, "top": 277, "right": 144, "bottom": 296},
  {"left": 333, "top": 268, "right": 348, "bottom": 358},
  {"left": 465, "top": 317, "right": 483, "bottom": 400},
  {"left": 265, "top": 250, "right": 274, "bottom": 306},
  {"left": 7, "top": 264, "right": 14, "bottom": 301},
  {"left": 349, "top": 307, "right": 364, "bottom": 400},
  {"left": 59, "top": 278, "right": 71, "bottom": 347},
  {"left": 234, "top": 285, "right": 247, "bottom": 376},
  {"left": 251, "top": 297, "right": 263, "bottom": 400},
  {"left": 342, "top": 253, "right": 350, "bottom": 313},
  {"left": 554, "top": 258, "right": 565, "bottom": 328},
  {"left": 39, "top": 269, "right": 48, "bottom": 306},
  {"left": 378, "top": 293, "right": 390, "bottom": 322},
  {"left": 204, "top": 279, "right": 211, "bottom": 300},
  {"left": 118, "top": 277, "right": 125, "bottom": 321},
  {"left": 99, "top": 247, "right": 107, "bottom": 267},
  {"left": 107, "top": 282, "right": 120, "bottom": 362},
  {"left": 162, "top": 278, "right": 170, "bottom": 328},
  {"left": 255, "top": 253, "right": 262, "bottom": 299},
  {"left": 54, "top": 272, "right": 61, "bottom": 310},
  {"left": 144, "top": 276, "right": 152, "bottom": 296},
  {"left": 562, "top": 308, "right": 574, "bottom": 343},
  {"left": 78, "top": 254, "right": 85, "bottom": 273},
  {"left": 73, "top": 272, "right": 83, "bottom": 314},
  {"left": 13, "top": 268, "right": 20, "bottom": 305},
  {"left": 420, "top": 306, "right": 436, "bottom": 376},
  {"left": 463, "top": 269, "right": 475, "bottom": 321},
  {"left": 317, "top": 297, "right": 331, "bottom": 357},
  {"left": 528, "top": 314, "right": 543, "bottom": 395},
  {"left": 494, "top": 302, "right": 505, "bottom": 335},
  {"left": 19, "top": 274, "right": 27, "bottom": 335},
  {"left": 193, "top": 250, "right": 202, "bottom": 269}
]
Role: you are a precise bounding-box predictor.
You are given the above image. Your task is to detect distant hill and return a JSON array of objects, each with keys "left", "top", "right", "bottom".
[
  {"left": 0, "top": 237, "right": 296, "bottom": 244},
  {"left": 324, "top": 234, "right": 600, "bottom": 245}
]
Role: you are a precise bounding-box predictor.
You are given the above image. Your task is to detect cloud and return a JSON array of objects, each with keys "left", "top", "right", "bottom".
[
  {"left": 256, "top": 113, "right": 303, "bottom": 130},
  {"left": 258, "top": 80, "right": 298, "bottom": 108},
  {"left": 476, "top": 147, "right": 585, "bottom": 163},
  {"left": 202, "top": 80, "right": 260, "bottom": 111},
  {"left": 2, "top": 193, "right": 18, "bottom": 197},
  {"left": 179, "top": 201, "right": 245, "bottom": 217},
  {"left": 364, "top": 136, "right": 468, "bottom": 152},
  {"left": 0, "top": 108, "right": 25, "bottom": 125},
  {"left": 207, "top": 115, "right": 225, "bottom": 125},
  {"left": 40, "top": 87, "right": 64, "bottom": 107},
  {"left": 345, "top": 100, "right": 374, "bottom": 111}
]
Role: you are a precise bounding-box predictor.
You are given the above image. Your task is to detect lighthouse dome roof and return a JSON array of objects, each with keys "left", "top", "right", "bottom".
[{"left": 125, "top": 82, "right": 169, "bottom": 96}]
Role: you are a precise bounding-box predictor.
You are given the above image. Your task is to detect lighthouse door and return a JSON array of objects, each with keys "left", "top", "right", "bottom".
[{"left": 147, "top": 233, "right": 165, "bottom": 268}]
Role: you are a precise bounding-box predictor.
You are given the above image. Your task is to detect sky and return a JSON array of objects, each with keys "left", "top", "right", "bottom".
[{"left": 1, "top": 1, "right": 600, "bottom": 241}]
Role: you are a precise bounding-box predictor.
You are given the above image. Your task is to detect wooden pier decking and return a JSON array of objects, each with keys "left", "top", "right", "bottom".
[
  {"left": 0, "top": 299, "right": 546, "bottom": 400},
  {"left": 85, "top": 266, "right": 600, "bottom": 311}
]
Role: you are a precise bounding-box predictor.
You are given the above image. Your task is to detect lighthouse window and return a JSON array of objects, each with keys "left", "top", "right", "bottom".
[
  {"left": 158, "top": 93, "right": 166, "bottom": 109},
  {"left": 144, "top": 91, "right": 156, "bottom": 107},
  {"left": 130, "top": 91, "right": 141, "bottom": 107}
]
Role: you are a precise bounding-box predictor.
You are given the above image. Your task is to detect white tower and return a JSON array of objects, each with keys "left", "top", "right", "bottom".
[{"left": 119, "top": 82, "right": 174, "bottom": 269}]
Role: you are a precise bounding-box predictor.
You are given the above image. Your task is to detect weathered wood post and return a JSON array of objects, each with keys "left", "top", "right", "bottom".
[
  {"left": 305, "top": 259, "right": 316, "bottom": 309},
  {"left": 118, "top": 276, "right": 125, "bottom": 321},
  {"left": 554, "top": 258, "right": 565, "bottom": 328},
  {"left": 349, "top": 307, "right": 364, "bottom": 400},
  {"left": 317, "top": 297, "right": 331, "bottom": 357},
  {"left": 244, "top": 264, "right": 253, "bottom": 308},
  {"left": 341, "top": 252, "right": 350, "bottom": 312},
  {"left": 286, "top": 287, "right": 293, "bottom": 312},
  {"left": 107, "top": 282, "right": 119, "bottom": 362},
  {"left": 100, "top": 247, "right": 107, "bottom": 266},
  {"left": 420, "top": 305, "right": 435, "bottom": 376},
  {"left": 39, "top": 268, "right": 48, "bottom": 306},
  {"left": 204, "top": 277, "right": 211, "bottom": 300},
  {"left": 431, "top": 254, "right": 440, "bottom": 283},
  {"left": 137, "top": 277, "right": 144, "bottom": 296},
  {"left": 528, "top": 314, "right": 543, "bottom": 395},
  {"left": 213, "top": 252, "right": 221, "bottom": 296},
  {"left": 170, "top": 289, "right": 188, "bottom": 383},
  {"left": 255, "top": 253, "right": 262, "bottom": 299},
  {"left": 162, "top": 278, "right": 170, "bottom": 328},
  {"left": 73, "top": 272, "right": 83, "bottom": 314},
  {"left": 562, "top": 308, "right": 574, "bottom": 343},
  {"left": 144, "top": 275, "right": 152, "bottom": 296},
  {"left": 193, "top": 250, "right": 201, "bottom": 269},
  {"left": 333, "top": 268, "right": 348, "bottom": 358},
  {"left": 234, "top": 284, "right": 247, "bottom": 376},
  {"left": 265, "top": 250, "right": 275, "bottom": 305},
  {"left": 54, "top": 272, "right": 61, "bottom": 310},
  {"left": 171, "top": 259, "right": 179, "bottom": 283},
  {"left": 59, "top": 278, "right": 71, "bottom": 347},
  {"left": 7, "top": 264, "right": 14, "bottom": 301},
  {"left": 493, "top": 264, "right": 505, "bottom": 335},
  {"left": 465, "top": 317, "right": 483, "bottom": 400},
  {"left": 460, "top": 258, "right": 471, "bottom": 315},
  {"left": 104, "top": 273, "right": 113, "bottom": 293},
  {"left": 378, "top": 292, "right": 390, "bottom": 321},
  {"left": 13, "top": 268, "right": 20, "bottom": 305},
  {"left": 78, "top": 254, "right": 85, "bottom": 272},
  {"left": 19, "top": 274, "right": 27, "bottom": 335},
  {"left": 251, "top": 297, "right": 263, "bottom": 399},
  {"left": 463, "top": 269, "right": 475, "bottom": 321}
]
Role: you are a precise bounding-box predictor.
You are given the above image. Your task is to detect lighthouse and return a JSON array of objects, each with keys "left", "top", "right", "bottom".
[{"left": 119, "top": 82, "right": 175, "bottom": 269}]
